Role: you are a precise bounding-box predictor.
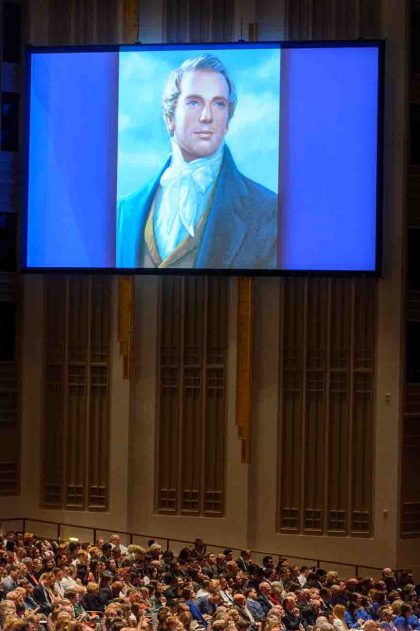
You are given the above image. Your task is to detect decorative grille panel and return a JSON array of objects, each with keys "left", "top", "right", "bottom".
[
  {"left": 157, "top": 276, "right": 227, "bottom": 516},
  {"left": 43, "top": 275, "right": 111, "bottom": 511},
  {"left": 278, "top": 279, "right": 375, "bottom": 536}
]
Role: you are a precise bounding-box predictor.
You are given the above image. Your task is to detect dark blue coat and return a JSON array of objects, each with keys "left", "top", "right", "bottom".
[{"left": 117, "top": 146, "right": 278, "bottom": 269}]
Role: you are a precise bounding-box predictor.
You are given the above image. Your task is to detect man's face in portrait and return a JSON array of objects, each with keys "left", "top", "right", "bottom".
[{"left": 166, "top": 70, "right": 230, "bottom": 162}]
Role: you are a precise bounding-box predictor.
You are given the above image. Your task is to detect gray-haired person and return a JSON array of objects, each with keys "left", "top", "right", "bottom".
[{"left": 117, "top": 54, "right": 278, "bottom": 269}]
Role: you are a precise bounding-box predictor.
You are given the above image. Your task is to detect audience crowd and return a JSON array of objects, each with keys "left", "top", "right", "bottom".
[{"left": 0, "top": 531, "right": 418, "bottom": 631}]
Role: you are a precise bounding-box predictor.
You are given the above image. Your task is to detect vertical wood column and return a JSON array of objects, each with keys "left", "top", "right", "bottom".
[{"left": 236, "top": 278, "right": 254, "bottom": 464}]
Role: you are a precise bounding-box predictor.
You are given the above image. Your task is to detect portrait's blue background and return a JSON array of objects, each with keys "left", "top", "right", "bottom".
[{"left": 117, "top": 48, "right": 281, "bottom": 199}]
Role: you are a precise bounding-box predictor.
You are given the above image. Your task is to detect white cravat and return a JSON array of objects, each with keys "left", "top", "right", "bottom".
[{"left": 154, "top": 141, "right": 224, "bottom": 261}]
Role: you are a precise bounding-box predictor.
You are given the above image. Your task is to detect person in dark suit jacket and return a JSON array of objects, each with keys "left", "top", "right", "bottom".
[
  {"left": 33, "top": 574, "right": 54, "bottom": 614},
  {"left": 82, "top": 583, "right": 103, "bottom": 612},
  {"left": 233, "top": 593, "right": 260, "bottom": 631},
  {"left": 197, "top": 592, "right": 222, "bottom": 616},
  {"left": 117, "top": 54, "right": 278, "bottom": 271}
]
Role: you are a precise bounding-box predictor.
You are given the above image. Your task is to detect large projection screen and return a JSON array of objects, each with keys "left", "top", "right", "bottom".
[{"left": 22, "top": 41, "right": 384, "bottom": 274}]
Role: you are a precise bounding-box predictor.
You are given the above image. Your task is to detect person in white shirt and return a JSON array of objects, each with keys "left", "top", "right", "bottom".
[
  {"left": 109, "top": 534, "right": 128, "bottom": 556},
  {"left": 298, "top": 567, "right": 310, "bottom": 588},
  {"left": 59, "top": 565, "right": 79, "bottom": 592}
]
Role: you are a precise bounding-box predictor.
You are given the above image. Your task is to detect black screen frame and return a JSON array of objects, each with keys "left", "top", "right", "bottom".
[{"left": 21, "top": 39, "right": 385, "bottom": 278}]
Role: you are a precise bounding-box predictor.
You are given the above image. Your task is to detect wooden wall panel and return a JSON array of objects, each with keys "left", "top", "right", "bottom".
[
  {"left": 211, "top": 0, "right": 234, "bottom": 42},
  {"left": 88, "top": 277, "right": 111, "bottom": 510},
  {"left": 157, "top": 277, "right": 227, "bottom": 516},
  {"left": 303, "top": 279, "right": 327, "bottom": 532},
  {"left": 164, "top": 0, "right": 234, "bottom": 43},
  {"left": 279, "top": 279, "right": 304, "bottom": 532},
  {"left": 204, "top": 276, "right": 227, "bottom": 514},
  {"left": 65, "top": 277, "right": 89, "bottom": 508},
  {"left": 157, "top": 276, "right": 182, "bottom": 512},
  {"left": 165, "top": 0, "right": 189, "bottom": 43},
  {"left": 0, "top": 0, "right": 22, "bottom": 497},
  {"left": 350, "top": 279, "right": 375, "bottom": 534},
  {"left": 47, "top": 0, "right": 122, "bottom": 44},
  {"left": 43, "top": 276, "right": 111, "bottom": 511},
  {"left": 401, "top": 419, "right": 420, "bottom": 535},
  {"left": 401, "top": 1, "right": 420, "bottom": 538},
  {"left": 327, "top": 280, "right": 351, "bottom": 533},
  {"left": 181, "top": 277, "right": 204, "bottom": 513},
  {"left": 285, "top": 0, "right": 381, "bottom": 39},
  {"left": 278, "top": 279, "right": 376, "bottom": 536},
  {"left": 43, "top": 277, "right": 66, "bottom": 507}
]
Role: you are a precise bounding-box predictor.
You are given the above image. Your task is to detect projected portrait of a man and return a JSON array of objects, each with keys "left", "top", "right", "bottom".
[{"left": 117, "top": 54, "right": 278, "bottom": 269}]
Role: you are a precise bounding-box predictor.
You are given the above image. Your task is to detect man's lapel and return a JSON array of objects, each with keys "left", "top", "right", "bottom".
[
  {"left": 196, "top": 147, "right": 249, "bottom": 269},
  {"left": 133, "top": 158, "right": 171, "bottom": 260}
]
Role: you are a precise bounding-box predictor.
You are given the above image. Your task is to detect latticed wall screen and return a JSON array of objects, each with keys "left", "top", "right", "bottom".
[
  {"left": 156, "top": 276, "right": 227, "bottom": 516},
  {"left": 43, "top": 275, "right": 111, "bottom": 511},
  {"left": 164, "top": 0, "right": 234, "bottom": 43},
  {"left": 401, "top": 0, "right": 420, "bottom": 537},
  {"left": 0, "top": 0, "right": 22, "bottom": 496},
  {"left": 278, "top": 278, "right": 376, "bottom": 536}
]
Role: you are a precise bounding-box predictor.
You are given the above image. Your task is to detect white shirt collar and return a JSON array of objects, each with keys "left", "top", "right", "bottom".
[{"left": 170, "top": 139, "right": 224, "bottom": 177}]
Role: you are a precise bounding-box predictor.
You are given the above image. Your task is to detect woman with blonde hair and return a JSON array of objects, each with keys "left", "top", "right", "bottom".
[{"left": 332, "top": 605, "right": 349, "bottom": 631}]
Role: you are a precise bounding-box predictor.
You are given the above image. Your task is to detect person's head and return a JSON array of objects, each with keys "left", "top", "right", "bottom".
[
  {"left": 108, "top": 558, "right": 117, "bottom": 571},
  {"left": 64, "top": 589, "right": 77, "bottom": 603},
  {"left": 21, "top": 558, "right": 33, "bottom": 572},
  {"left": 284, "top": 596, "right": 296, "bottom": 612},
  {"left": 105, "top": 605, "right": 122, "bottom": 621},
  {"left": 259, "top": 582, "right": 271, "bottom": 596},
  {"left": 39, "top": 572, "right": 53, "bottom": 587},
  {"left": 298, "top": 589, "right": 311, "bottom": 603},
  {"left": 110, "top": 534, "right": 121, "bottom": 546},
  {"left": 263, "top": 556, "right": 274, "bottom": 569},
  {"left": 149, "top": 543, "right": 162, "bottom": 559},
  {"left": 208, "top": 579, "right": 219, "bottom": 594},
  {"left": 86, "top": 582, "right": 99, "bottom": 594},
  {"left": 332, "top": 605, "right": 346, "bottom": 622},
  {"left": 53, "top": 567, "right": 63, "bottom": 582},
  {"left": 32, "top": 558, "right": 42, "bottom": 571},
  {"left": 233, "top": 593, "right": 246, "bottom": 607},
  {"left": 162, "top": 55, "right": 237, "bottom": 162},
  {"left": 209, "top": 592, "right": 221, "bottom": 605},
  {"left": 88, "top": 546, "right": 101, "bottom": 560},
  {"left": 379, "top": 607, "right": 393, "bottom": 622},
  {"left": 8, "top": 567, "right": 19, "bottom": 581},
  {"left": 268, "top": 605, "right": 285, "bottom": 619},
  {"left": 400, "top": 604, "right": 412, "bottom": 618},
  {"left": 245, "top": 587, "right": 258, "bottom": 600},
  {"left": 326, "top": 571, "right": 338, "bottom": 585},
  {"left": 206, "top": 553, "right": 217, "bottom": 565}
]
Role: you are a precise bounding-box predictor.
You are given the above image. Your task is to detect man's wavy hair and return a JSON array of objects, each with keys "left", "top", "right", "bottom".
[{"left": 162, "top": 54, "right": 238, "bottom": 123}]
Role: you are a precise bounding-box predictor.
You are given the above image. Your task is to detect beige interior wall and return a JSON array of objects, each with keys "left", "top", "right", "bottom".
[{"left": 3, "top": 0, "right": 413, "bottom": 576}]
